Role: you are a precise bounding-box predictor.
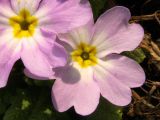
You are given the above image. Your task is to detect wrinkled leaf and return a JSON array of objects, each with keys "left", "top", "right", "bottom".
[{"left": 123, "top": 48, "right": 146, "bottom": 63}]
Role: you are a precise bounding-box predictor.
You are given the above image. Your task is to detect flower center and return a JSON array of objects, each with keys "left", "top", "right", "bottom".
[
  {"left": 71, "top": 43, "right": 97, "bottom": 68},
  {"left": 20, "top": 20, "right": 30, "bottom": 30},
  {"left": 81, "top": 52, "right": 89, "bottom": 60},
  {"left": 9, "top": 9, "right": 38, "bottom": 39}
]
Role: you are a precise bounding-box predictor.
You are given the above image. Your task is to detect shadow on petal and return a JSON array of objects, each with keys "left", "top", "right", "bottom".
[
  {"left": 101, "top": 53, "right": 121, "bottom": 61},
  {"left": 53, "top": 66, "right": 81, "bottom": 84}
]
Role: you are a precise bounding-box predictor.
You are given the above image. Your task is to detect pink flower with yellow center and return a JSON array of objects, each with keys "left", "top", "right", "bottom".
[
  {"left": 0, "top": 0, "right": 92, "bottom": 87},
  {"left": 52, "top": 6, "right": 146, "bottom": 115}
]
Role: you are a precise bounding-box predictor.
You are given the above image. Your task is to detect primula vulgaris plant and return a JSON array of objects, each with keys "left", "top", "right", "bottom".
[
  {"left": 0, "top": 0, "right": 145, "bottom": 117},
  {"left": 51, "top": 6, "right": 145, "bottom": 115},
  {"left": 0, "top": 0, "right": 92, "bottom": 87}
]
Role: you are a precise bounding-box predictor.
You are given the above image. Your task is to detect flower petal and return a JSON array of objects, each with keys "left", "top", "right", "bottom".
[
  {"left": 11, "top": 0, "right": 41, "bottom": 14},
  {"left": 103, "top": 54, "right": 145, "bottom": 87},
  {"left": 24, "top": 68, "right": 49, "bottom": 80},
  {"left": 21, "top": 37, "right": 53, "bottom": 78},
  {"left": 34, "top": 29, "right": 68, "bottom": 68},
  {"left": 58, "top": 20, "right": 94, "bottom": 49},
  {"left": 0, "top": 29, "right": 21, "bottom": 87},
  {"left": 21, "top": 29, "right": 67, "bottom": 79},
  {"left": 91, "top": 6, "right": 144, "bottom": 58},
  {"left": 93, "top": 55, "right": 144, "bottom": 106},
  {"left": 0, "top": 0, "right": 16, "bottom": 28},
  {"left": 52, "top": 64, "right": 100, "bottom": 115},
  {"left": 52, "top": 79, "right": 100, "bottom": 116},
  {"left": 36, "top": 0, "right": 92, "bottom": 33},
  {"left": 0, "top": 54, "right": 20, "bottom": 88},
  {"left": 74, "top": 81, "right": 100, "bottom": 115}
]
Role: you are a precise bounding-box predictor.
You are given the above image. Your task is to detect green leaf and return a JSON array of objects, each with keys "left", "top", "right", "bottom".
[
  {"left": 3, "top": 90, "right": 30, "bottom": 120},
  {"left": 89, "top": 0, "right": 108, "bottom": 19},
  {"left": 2, "top": 87, "right": 71, "bottom": 120},
  {"left": 24, "top": 77, "right": 54, "bottom": 87},
  {"left": 21, "top": 99, "right": 31, "bottom": 110},
  {"left": 0, "top": 88, "right": 15, "bottom": 116},
  {"left": 122, "top": 48, "right": 146, "bottom": 63}
]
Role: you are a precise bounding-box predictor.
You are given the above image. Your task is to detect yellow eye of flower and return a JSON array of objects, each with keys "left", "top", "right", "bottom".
[
  {"left": 20, "top": 20, "right": 30, "bottom": 30},
  {"left": 9, "top": 9, "right": 38, "bottom": 39},
  {"left": 71, "top": 43, "right": 97, "bottom": 68},
  {"left": 81, "top": 52, "right": 90, "bottom": 60}
]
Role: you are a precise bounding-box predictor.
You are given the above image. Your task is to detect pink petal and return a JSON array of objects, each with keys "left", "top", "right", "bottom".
[
  {"left": 95, "top": 72, "right": 132, "bottom": 106},
  {"left": 24, "top": 68, "right": 49, "bottom": 80},
  {"left": 52, "top": 80, "right": 100, "bottom": 116},
  {"left": 21, "top": 30, "right": 67, "bottom": 79},
  {"left": 91, "top": 6, "right": 144, "bottom": 58},
  {"left": 0, "top": 60, "right": 16, "bottom": 87},
  {"left": 21, "top": 32, "right": 62, "bottom": 79},
  {"left": 0, "top": 53, "right": 20, "bottom": 88},
  {"left": 93, "top": 54, "right": 145, "bottom": 106},
  {"left": 58, "top": 20, "right": 94, "bottom": 49},
  {"left": 34, "top": 30, "right": 68, "bottom": 68},
  {"left": 50, "top": 42, "right": 68, "bottom": 67},
  {"left": 0, "top": 0, "right": 12, "bottom": 12},
  {"left": 74, "top": 81, "right": 100, "bottom": 115},
  {"left": 39, "top": 0, "right": 80, "bottom": 9},
  {"left": 21, "top": 37, "right": 53, "bottom": 78},
  {"left": 0, "top": 29, "right": 21, "bottom": 87},
  {"left": 36, "top": 0, "right": 92, "bottom": 33},
  {"left": 52, "top": 65, "right": 100, "bottom": 115},
  {"left": 11, "top": 0, "right": 41, "bottom": 14},
  {"left": 0, "top": 0, "right": 10, "bottom": 5},
  {"left": 0, "top": 0, "right": 16, "bottom": 28},
  {"left": 101, "top": 54, "right": 145, "bottom": 87}
]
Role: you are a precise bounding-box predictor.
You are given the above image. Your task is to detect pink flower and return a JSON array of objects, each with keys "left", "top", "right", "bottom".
[
  {"left": 52, "top": 6, "right": 145, "bottom": 115},
  {"left": 0, "top": 0, "right": 92, "bottom": 87}
]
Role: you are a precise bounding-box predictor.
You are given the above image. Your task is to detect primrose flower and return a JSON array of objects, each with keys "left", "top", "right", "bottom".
[
  {"left": 0, "top": 0, "right": 92, "bottom": 87},
  {"left": 52, "top": 6, "right": 145, "bottom": 115}
]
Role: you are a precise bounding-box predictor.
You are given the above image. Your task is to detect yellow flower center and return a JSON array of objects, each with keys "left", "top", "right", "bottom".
[
  {"left": 71, "top": 43, "right": 98, "bottom": 68},
  {"left": 9, "top": 9, "right": 38, "bottom": 39}
]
